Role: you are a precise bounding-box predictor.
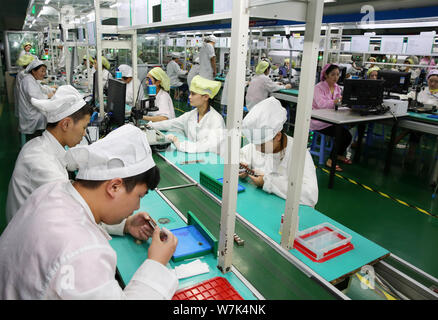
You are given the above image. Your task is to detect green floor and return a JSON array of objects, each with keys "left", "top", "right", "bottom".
[{"left": 1, "top": 96, "right": 437, "bottom": 297}]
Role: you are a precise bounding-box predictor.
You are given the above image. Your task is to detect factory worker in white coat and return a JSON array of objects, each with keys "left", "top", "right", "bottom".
[
  {"left": 118, "top": 64, "right": 145, "bottom": 107},
  {"left": 149, "top": 75, "right": 225, "bottom": 154},
  {"left": 18, "top": 42, "right": 36, "bottom": 59},
  {"left": 142, "top": 67, "right": 175, "bottom": 122},
  {"left": 6, "top": 85, "right": 93, "bottom": 223},
  {"left": 245, "top": 60, "right": 291, "bottom": 111},
  {"left": 17, "top": 59, "right": 57, "bottom": 140},
  {"left": 14, "top": 54, "right": 35, "bottom": 118},
  {"left": 199, "top": 35, "right": 217, "bottom": 80},
  {"left": 166, "top": 52, "right": 187, "bottom": 88},
  {"left": 92, "top": 56, "right": 113, "bottom": 88},
  {"left": 240, "top": 97, "right": 318, "bottom": 207},
  {"left": 187, "top": 56, "right": 200, "bottom": 87},
  {"left": 0, "top": 124, "right": 179, "bottom": 299},
  {"left": 407, "top": 69, "right": 438, "bottom": 106}
]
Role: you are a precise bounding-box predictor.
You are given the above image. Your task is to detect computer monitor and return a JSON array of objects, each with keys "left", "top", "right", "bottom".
[
  {"left": 337, "top": 66, "right": 347, "bottom": 85},
  {"left": 377, "top": 70, "right": 411, "bottom": 97},
  {"left": 106, "top": 78, "right": 126, "bottom": 127},
  {"left": 342, "top": 79, "right": 384, "bottom": 110}
]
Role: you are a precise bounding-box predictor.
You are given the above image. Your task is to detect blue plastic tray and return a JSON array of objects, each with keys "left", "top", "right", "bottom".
[{"left": 170, "top": 225, "right": 213, "bottom": 262}]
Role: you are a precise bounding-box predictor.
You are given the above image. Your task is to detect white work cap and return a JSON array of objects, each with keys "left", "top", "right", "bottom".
[
  {"left": 25, "top": 59, "right": 45, "bottom": 73},
  {"left": 118, "top": 64, "right": 133, "bottom": 78},
  {"left": 31, "top": 85, "right": 86, "bottom": 123},
  {"left": 65, "top": 124, "right": 155, "bottom": 181},
  {"left": 171, "top": 52, "right": 181, "bottom": 59},
  {"left": 242, "top": 97, "right": 287, "bottom": 145},
  {"left": 204, "top": 35, "right": 217, "bottom": 43}
]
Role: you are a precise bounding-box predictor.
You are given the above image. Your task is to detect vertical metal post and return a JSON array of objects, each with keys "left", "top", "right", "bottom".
[
  {"left": 132, "top": 30, "right": 138, "bottom": 106},
  {"left": 94, "top": 0, "right": 104, "bottom": 117},
  {"left": 217, "top": 0, "right": 249, "bottom": 274},
  {"left": 322, "top": 24, "right": 330, "bottom": 66},
  {"left": 280, "top": 0, "right": 324, "bottom": 249}
]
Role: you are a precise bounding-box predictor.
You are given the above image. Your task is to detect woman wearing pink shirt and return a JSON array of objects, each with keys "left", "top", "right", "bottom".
[{"left": 311, "top": 63, "right": 352, "bottom": 171}]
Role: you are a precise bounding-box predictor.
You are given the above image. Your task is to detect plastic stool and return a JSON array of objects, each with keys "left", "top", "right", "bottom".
[{"left": 309, "top": 131, "right": 333, "bottom": 165}]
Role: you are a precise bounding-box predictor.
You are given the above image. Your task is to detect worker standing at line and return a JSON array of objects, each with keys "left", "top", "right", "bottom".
[
  {"left": 142, "top": 67, "right": 176, "bottom": 122},
  {"left": 240, "top": 97, "right": 318, "bottom": 207},
  {"left": 245, "top": 60, "right": 292, "bottom": 111},
  {"left": 199, "top": 35, "right": 217, "bottom": 80},
  {"left": 187, "top": 56, "right": 201, "bottom": 87},
  {"left": 310, "top": 63, "right": 352, "bottom": 172},
  {"left": 6, "top": 85, "right": 93, "bottom": 223},
  {"left": 118, "top": 64, "right": 145, "bottom": 107},
  {"left": 166, "top": 52, "right": 188, "bottom": 99},
  {"left": 17, "top": 59, "right": 56, "bottom": 141},
  {"left": 149, "top": 75, "right": 225, "bottom": 154},
  {"left": 14, "top": 54, "right": 35, "bottom": 118},
  {"left": 0, "top": 124, "right": 179, "bottom": 299}
]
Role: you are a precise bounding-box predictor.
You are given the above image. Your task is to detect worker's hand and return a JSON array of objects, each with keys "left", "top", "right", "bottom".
[
  {"left": 166, "top": 134, "right": 176, "bottom": 142},
  {"left": 47, "top": 92, "right": 54, "bottom": 99},
  {"left": 124, "top": 212, "right": 154, "bottom": 241},
  {"left": 334, "top": 96, "right": 342, "bottom": 105},
  {"left": 148, "top": 227, "right": 178, "bottom": 266},
  {"left": 285, "top": 84, "right": 292, "bottom": 89},
  {"left": 248, "top": 172, "right": 264, "bottom": 188},
  {"left": 238, "top": 162, "right": 249, "bottom": 179}
]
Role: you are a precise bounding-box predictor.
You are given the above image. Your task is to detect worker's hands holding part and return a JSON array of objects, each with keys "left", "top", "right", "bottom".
[
  {"left": 166, "top": 134, "right": 180, "bottom": 149},
  {"left": 148, "top": 227, "right": 178, "bottom": 266},
  {"left": 124, "top": 212, "right": 155, "bottom": 241},
  {"left": 248, "top": 173, "right": 264, "bottom": 188},
  {"left": 284, "top": 83, "right": 292, "bottom": 90},
  {"left": 239, "top": 162, "right": 264, "bottom": 187}
]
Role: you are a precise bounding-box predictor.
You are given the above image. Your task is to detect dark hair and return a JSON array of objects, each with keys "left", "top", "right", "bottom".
[
  {"left": 325, "top": 64, "right": 339, "bottom": 76},
  {"left": 46, "top": 102, "right": 94, "bottom": 128},
  {"left": 75, "top": 166, "right": 161, "bottom": 193}
]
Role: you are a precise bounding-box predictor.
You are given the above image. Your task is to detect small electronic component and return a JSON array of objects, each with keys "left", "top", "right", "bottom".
[
  {"left": 233, "top": 233, "right": 245, "bottom": 246},
  {"left": 239, "top": 164, "right": 258, "bottom": 177},
  {"left": 148, "top": 218, "right": 168, "bottom": 242}
]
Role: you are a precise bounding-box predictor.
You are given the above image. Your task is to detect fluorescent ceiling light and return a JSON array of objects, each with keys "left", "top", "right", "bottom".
[{"left": 324, "top": 0, "right": 336, "bottom": 2}]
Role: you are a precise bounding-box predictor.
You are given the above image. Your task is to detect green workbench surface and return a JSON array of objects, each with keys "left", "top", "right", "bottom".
[
  {"left": 408, "top": 110, "right": 438, "bottom": 123},
  {"left": 158, "top": 133, "right": 389, "bottom": 283},
  {"left": 109, "top": 190, "right": 258, "bottom": 300},
  {"left": 278, "top": 88, "right": 299, "bottom": 96}
]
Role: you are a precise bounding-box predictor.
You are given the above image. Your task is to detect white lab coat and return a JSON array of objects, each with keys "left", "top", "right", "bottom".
[
  {"left": 187, "top": 64, "right": 200, "bottom": 88},
  {"left": 5, "top": 130, "right": 68, "bottom": 222},
  {"left": 220, "top": 73, "right": 230, "bottom": 106},
  {"left": 407, "top": 87, "right": 438, "bottom": 106},
  {"left": 150, "top": 107, "right": 225, "bottom": 154},
  {"left": 0, "top": 180, "right": 178, "bottom": 299},
  {"left": 125, "top": 79, "right": 145, "bottom": 107},
  {"left": 199, "top": 43, "right": 216, "bottom": 80},
  {"left": 91, "top": 67, "right": 113, "bottom": 88},
  {"left": 145, "top": 89, "right": 175, "bottom": 120},
  {"left": 166, "top": 60, "right": 186, "bottom": 87},
  {"left": 245, "top": 74, "right": 286, "bottom": 111},
  {"left": 240, "top": 135, "right": 318, "bottom": 207},
  {"left": 14, "top": 69, "right": 26, "bottom": 117},
  {"left": 17, "top": 73, "right": 52, "bottom": 134}
]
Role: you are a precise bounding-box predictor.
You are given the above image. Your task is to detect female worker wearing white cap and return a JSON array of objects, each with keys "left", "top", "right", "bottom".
[
  {"left": 142, "top": 67, "right": 175, "bottom": 122},
  {"left": 166, "top": 52, "right": 188, "bottom": 95},
  {"left": 0, "top": 124, "right": 178, "bottom": 299},
  {"left": 240, "top": 97, "right": 318, "bottom": 207},
  {"left": 6, "top": 85, "right": 94, "bottom": 223},
  {"left": 118, "top": 64, "right": 145, "bottom": 107},
  {"left": 199, "top": 35, "right": 217, "bottom": 80},
  {"left": 149, "top": 75, "right": 225, "bottom": 154},
  {"left": 17, "top": 59, "right": 57, "bottom": 141},
  {"left": 18, "top": 42, "right": 36, "bottom": 59},
  {"left": 245, "top": 60, "right": 292, "bottom": 111}
]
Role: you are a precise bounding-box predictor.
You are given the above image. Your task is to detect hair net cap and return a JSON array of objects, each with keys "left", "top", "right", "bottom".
[
  {"left": 25, "top": 59, "right": 45, "bottom": 73},
  {"left": 99, "top": 56, "right": 110, "bottom": 70},
  {"left": 118, "top": 64, "right": 133, "bottom": 78},
  {"left": 17, "top": 54, "right": 35, "bottom": 67},
  {"left": 256, "top": 61, "right": 270, "bottom": 75},
  {"left": 427, "top": 69, "right": 438, "bottom": 79},
  {"left": 189, "top": 75, "right": 221, "bottom": 98},
  {"left": 204, "top": 35, "right": 218, "bottom": 43},
  {"left": 242, "top": 97, "right": 287, "bottom": 145},
  {"left": 65, "top": 124, "right": 155, "bottom": 181},
  {"left": 171, "top": 52, "right": 181, "bottom": 59},
  {"left": 30, "top": 85, "right": 86, "bottom": 123},
  {"left": 367, "top": 66, "right": 380, "bottom": 76},
  {"left": 23, "top": 42, "right": 32, "bottom": 48},
  {"left": 320, "top": 63, "right": 338, "bottom": 82},
  {"left": 149, "top": 67, "right": 170, "bottom": 92}
]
